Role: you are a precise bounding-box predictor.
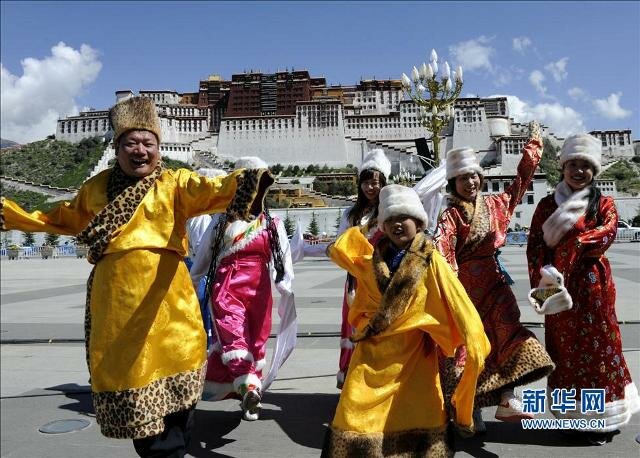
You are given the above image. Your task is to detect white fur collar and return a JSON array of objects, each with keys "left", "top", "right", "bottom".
[
  {"left": 542, "top": 181, "right": 590, "bottom": 248},
  {"left": 219, "top": 216, "right": 267, "bottom": 260}
]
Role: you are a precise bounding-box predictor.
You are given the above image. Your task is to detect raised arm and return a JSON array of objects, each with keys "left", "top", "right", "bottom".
[
  {"left": 501, "top": 137, "right": 543, "bottom": 216},
  {"left": 1, "top": 183, "right": 97, "bottom": 235},
  {"left": 175, "top": 169, "right": 244, "bottom": 219}
]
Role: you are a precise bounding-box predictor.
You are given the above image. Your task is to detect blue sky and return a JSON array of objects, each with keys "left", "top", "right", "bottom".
[{"left": 1, "top": 1, "right": 639, "bottom": 143}]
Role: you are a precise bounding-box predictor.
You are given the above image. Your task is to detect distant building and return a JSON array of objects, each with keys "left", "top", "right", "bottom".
[
  {"left": 53, "top": 70, "right": 637, "bottom": 228},
  {"left": 589, "top": 130, "right": 635, "bottom": 162}
]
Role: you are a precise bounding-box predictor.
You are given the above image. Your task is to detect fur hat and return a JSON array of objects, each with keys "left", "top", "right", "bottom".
[
  {"left": 197, "top": 168, "right": 226, "bottom": 178},
  {"left": 109, "top": 96, "right": 161, "bottom": 143},
  {"left": 377, "top": 185, "right": 429, "bottom": 230},
  {"left": 559, "top": 134, "right": 602, "bottom": 176},
  {"left": 235, "top": 156, "right": 268, "bottom": 170},
  {"left": 360, "top": 149, "right": 391, "bottom": 179},
  {"left": 445, "top": 147, "right": 483, "bottom": 180}
]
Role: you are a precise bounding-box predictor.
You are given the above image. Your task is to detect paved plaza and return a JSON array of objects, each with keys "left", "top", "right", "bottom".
[{"left": 1, "top": 243, "right": 639, "bottom": 457}]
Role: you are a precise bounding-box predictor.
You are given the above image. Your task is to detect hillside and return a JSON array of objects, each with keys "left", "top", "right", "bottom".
[
  {"left": 1, "top": 138, "right": 20, "bottom": 148},
  {"left": 600, "top": 159, "right": 640, "bottom": 196},
  {"left": 0, "top": 137, "right": 106, "bottom": 189}
]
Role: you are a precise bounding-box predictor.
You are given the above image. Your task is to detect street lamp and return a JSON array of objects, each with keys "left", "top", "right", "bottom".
[{"left": 401, "top": 49, "right": 463, "bottom": 165}]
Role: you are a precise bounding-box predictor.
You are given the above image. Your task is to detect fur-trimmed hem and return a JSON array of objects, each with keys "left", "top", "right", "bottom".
[
  {"left": 232, "top": 373, "right": 262, "bottom": 392},
  {"left": 93, "top": 364, "right": 205, "bottom": 439},
  {"left": 441, "top": 337, "right": 554, "bottom": 410},
  {"left": 549, "top": 382, "right": 640, "bottom": 432},
  {"left": 321, "top": 425, "right": 452, "bottom": 458},
  {"left": 474, "top": 337, "right": 554, "bottom": 407},
  {"left": 221, "top": 349, "right": 254, "bottom": 365}
]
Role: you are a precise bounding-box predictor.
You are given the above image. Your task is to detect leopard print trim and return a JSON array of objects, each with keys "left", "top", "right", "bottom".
[
  {"left": 440, "top": 337, "right": 554, "bottom": 410},
  {"left": 76, "top": 163, "right": 162, "bottom": 264},
  {"left": 225, "top": 169, "right": 274, "bottom": 221},
  {"left": 93, "top": 364, "right": 206, "bottom": 439},
  {"left": 85, "top": 264, "right": 206, "bottom": 440},
  {"left": 321, "top": 425, "right": 452, "bottom": 458},
  {"left": 448, "top": 192, "right": 491, "bottom": 258}
]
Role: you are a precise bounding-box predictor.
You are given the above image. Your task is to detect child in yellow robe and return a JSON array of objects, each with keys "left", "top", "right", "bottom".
[{"left": 322, "top": 185, "right": 490, "bottom": 457}]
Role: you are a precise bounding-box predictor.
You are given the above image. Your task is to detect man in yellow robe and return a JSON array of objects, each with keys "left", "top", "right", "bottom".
[
  {"left": 322, "top": 185, "right": 490, "bottom": 457},
  {"left": 0, "top": 96, "right": 270, "bottom": 457}
]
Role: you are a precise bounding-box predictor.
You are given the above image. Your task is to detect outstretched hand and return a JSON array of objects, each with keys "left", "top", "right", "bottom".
[{"left": 528, "top": 120, "right": 542, "bottom": 144}]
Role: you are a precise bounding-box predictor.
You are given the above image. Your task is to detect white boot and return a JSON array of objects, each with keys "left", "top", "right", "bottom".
[{"left": 240, "top": 388, "right": 262, "bottom": 421}]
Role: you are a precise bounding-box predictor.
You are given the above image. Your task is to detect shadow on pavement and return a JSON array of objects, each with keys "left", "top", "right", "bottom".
[
  {"left": 46, "top": 383, "right": 95, "bottom": 417},
  {"left": 454, "top": 420, "right": 597, "bottom": 456},
  {"left": 189, "top": 391, "right": 339, "bottom": 456},
  {"left": 260, "top": 391, "right": 339, "bottom": 449},
  {"left": 189, "top": 408, "right": 241, "bottom": 458}
]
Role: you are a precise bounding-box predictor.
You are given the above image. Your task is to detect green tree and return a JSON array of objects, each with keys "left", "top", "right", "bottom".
[
  {"left": 307, "top": 212, "right": 320, "bottom": 236},
  {"left": 22, "top": 232, "right": 36, "bottom": 246},
  {"left": 539, "top": 138, "right": 561, "bottom": 186},
  {"left": 44, "top": 233, "right": 60, "bottom": 246},
  {"left": 283, "top": 211, "right": 295, "bottom": 237}
]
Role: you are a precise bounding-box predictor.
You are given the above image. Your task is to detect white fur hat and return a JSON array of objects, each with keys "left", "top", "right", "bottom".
[
  {"left": 559, "top": 134, "right": 602, "bottom": 176},
  {"left": 235, "top": 156, "right": 268, "bottom": 170},
  {"left": 196, "top": 168, "right": 226, "bottom": 178},
  {"left": 445, "top": 147, "right": 483, "bottom": 180},
  {"left": 360, "top": 149, "right": 391, "bottom": 179},
  {"left": 377, "top": 185, "right": 429, "bottom": 230}
]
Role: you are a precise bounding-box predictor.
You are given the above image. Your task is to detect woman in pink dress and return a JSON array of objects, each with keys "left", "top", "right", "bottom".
[
  {"left": 436, "top": 122, "right": 554, "bottom": 432},
  {"left": 527, "top": 134, "right": 639, "bottom": 445},
  {"left": 192, "top": 157, "right": 297, "bottom": 421}
]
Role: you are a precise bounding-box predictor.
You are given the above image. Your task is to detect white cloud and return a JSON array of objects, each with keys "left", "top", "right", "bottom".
[
  {"left": 449, "top": 36, "right": 495, "bottom": 72},
  {"left": 1, "top": 42, "right": 102, "bottom": 143},
  {"left": 490, "top": 94, "right": 586, "bottom": 137},
  {"left": 545, "top": 57, "right": 569, "bottom": 82},
  {"left": 592, "top": 92, "right": 632, "bottom": 120},
  {"left": 512, "top": 36, "right": 532, "bottom": 53},
  {"left": 567, "top": 86, "right": 588, "bottom": 101},
  {"left": 529, "top": 70, "right": 547, "bottom": 96}
]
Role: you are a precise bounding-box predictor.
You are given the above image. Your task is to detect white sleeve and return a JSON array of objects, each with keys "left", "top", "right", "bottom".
[
  {"left": 412, "top": 161, "right": 447, "bottom": 234},
  {"left": 186, "top": 214, "right": 213, "bottom": 258},
  {"left": 263, "top": 218, "right": 298, "bottom": 390},
  {"left": 289, "top": 220, "right": 305, "bottom": 263},
  {"left": 189, "top": 214, "right": 220, "bottom": 289},
  {"left": 337, "top": 207, "right": 352, "bottom": 236}
]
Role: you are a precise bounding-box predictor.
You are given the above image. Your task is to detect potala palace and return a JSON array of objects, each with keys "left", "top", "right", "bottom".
[{"left": 54, "top": 70, "right": 639, "bottom": 228}]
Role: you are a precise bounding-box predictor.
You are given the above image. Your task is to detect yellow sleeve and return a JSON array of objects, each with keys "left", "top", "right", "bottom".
[
  {"left": 1, "top": 185, "right": 95, "bottom": 236},
  {"left": 327, "top": 226, "right": 374, "bottom": 280},
  {"left": 430, "top": 251, "right": 490, "bottom": 428},
  {"left": 174, "top": 169, "right": 242, "bottom": 218}
]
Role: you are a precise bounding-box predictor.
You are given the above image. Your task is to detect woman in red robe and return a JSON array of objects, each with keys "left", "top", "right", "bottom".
[
  {"left": 436, "top": 121, "right": 554, "bottom": 432},
  {"left": 527, "top": 133, "right": 639, "bottom": 445}
]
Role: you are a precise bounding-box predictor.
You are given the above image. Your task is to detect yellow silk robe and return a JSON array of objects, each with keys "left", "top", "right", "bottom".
[
  {"left": 1, "top": 168, "right": 242, "bottom": 438},
  {"left": 324, "top": 227, "right": 490, "bottom": 456}
]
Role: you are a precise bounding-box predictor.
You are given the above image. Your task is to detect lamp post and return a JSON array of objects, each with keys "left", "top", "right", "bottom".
[{"left": 402, "top": 49, "right": 463, "bottom": 165}]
